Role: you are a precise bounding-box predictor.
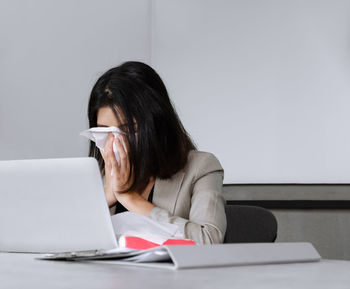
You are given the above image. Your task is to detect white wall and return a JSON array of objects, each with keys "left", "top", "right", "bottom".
[
  {"left": 151, "top": 0, "right": 350, "bottom": 183},
  {"left": 0, "top": 0, "right": 151, "bottom": 160}
]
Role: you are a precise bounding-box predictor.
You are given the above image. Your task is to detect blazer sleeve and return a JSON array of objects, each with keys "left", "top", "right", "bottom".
[{"left": 148, "top": 153, "right": 227, "bottom": 244}]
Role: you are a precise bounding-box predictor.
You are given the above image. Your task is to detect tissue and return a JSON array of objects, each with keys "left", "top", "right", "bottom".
[{"left": 80, "top": 126, "right": 124, "bottom": 165}]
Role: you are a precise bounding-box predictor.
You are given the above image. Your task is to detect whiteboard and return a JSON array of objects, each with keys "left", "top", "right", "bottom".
[{"left": 151, "top": 0, "right": 350, "bottom": 183}]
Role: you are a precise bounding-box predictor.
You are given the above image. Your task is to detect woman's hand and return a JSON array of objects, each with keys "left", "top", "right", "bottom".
[
  {"left": 100, "top": 132, "right": 133, "bottom": 207},
  {"left": 100, "top": 132, "right": 155, "bottom": 216}
]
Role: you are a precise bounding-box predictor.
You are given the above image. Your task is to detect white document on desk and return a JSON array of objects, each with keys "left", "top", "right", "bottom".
[{"left": 111, "top": 211, "right": 183, "bottom": 244}]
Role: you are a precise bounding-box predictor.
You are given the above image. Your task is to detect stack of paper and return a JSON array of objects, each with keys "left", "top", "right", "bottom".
[{"left": 112, "top": 211, "right": 195, "bottom": 249}]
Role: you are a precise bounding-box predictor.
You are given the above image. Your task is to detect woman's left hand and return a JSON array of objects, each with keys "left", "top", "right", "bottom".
[
  {"left": 102, "top": 133, "right": 155, "bottom": 216},
  {"left": 111, "top": 133, "right": 134, "bottom": 192},
  {"left": 101, "top": 133, "right": 133, "bottom": 206}
]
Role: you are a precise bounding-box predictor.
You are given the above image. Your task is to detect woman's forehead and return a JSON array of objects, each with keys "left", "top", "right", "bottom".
[
  {"left": 97, "top": 106, "right": 136, "bottom": 127},
  {"left": 97, "top": 106, "right": 123, "bottom": 126}
]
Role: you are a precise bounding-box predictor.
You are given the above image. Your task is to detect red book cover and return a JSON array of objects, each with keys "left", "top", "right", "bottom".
[{"left": 121, "top": 236, "right": 195, "bottom": 250}]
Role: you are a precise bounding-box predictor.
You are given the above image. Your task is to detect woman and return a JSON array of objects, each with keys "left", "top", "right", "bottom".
[{"left": 87, "top": 61, "right": 226, "bottom": 244}]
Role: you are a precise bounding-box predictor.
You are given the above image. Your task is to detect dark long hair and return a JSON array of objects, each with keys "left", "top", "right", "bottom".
[{"left": 88, "top": 61, "right": 196, "bottom": 193}]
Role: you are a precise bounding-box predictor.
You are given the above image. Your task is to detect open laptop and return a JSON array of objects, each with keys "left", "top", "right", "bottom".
[
  {"left": 0, "top": 157, "right": 118, "bottom": 253},
  {"left": 0, "top": 157, "right": 321, "bottom": 269}
]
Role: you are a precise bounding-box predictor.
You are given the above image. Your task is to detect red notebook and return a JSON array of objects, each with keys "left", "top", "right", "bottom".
[{"left": 120, "top": 236, "right": 195, "bottom": 250}]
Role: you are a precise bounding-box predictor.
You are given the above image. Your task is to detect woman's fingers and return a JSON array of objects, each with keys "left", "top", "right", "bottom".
[
  {"left": 107, "top": 134, "right": 119, "bottom": 167},
  {"left": 114, "top": 135, "right": 128, "bottom": 171},
  {"left": 119, "top": 133, "right": 129, "bottom": 154},
  {"left": 103, "top": 133, "right": 117, "bottom": 174},
  {"left": 120, "top": 135, "right": 131, "bottom": 173},
  {"left": 102, "top": 132, "right": 132, "bottom": 191}
]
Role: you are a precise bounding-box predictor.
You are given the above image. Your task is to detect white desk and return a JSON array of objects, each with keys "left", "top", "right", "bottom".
[{"left": 1, "top": 252, "right": 349, "bottom": 289}]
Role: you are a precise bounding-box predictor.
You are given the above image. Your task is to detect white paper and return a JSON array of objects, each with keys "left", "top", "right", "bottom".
[
  {"left": 120, "top": 248, "right": 170, "bottom": 263},
  {"left": 80, "top": 126, "right": 124, "bottom": 165},
  {"left": 112, "top": 212, "right": 184, "bottom": 244}
]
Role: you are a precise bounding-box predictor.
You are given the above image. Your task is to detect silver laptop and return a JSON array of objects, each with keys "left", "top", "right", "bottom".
[
  {"left": 0, "top": 157, "right": 321, "bottom": 269},
  {"left": 0, "top": 157, "right": 118, "bottom": 253}
]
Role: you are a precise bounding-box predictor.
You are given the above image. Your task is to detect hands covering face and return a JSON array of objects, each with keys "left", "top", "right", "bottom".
[{"left": 100, "top": 133, "right": 134, "bottom": 205}]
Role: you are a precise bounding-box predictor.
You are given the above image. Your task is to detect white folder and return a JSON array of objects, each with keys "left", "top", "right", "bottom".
[{"left": 39, "top": 242, "right": 321, "bottom": 270}]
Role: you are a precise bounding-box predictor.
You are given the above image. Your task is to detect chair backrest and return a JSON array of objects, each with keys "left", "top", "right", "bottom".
[{"left": 224, "top": 205, "right": 278, "bottom": 243}]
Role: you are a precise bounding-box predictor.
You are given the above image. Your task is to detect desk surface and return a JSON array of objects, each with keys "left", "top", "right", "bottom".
[{"left": 1, "top": 252, "right": 350, "bottom": 289}]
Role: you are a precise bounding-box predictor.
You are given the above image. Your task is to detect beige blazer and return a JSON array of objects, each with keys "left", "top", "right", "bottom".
[{"left": 111, "top": 150, "right": 227, "bottom": 245}]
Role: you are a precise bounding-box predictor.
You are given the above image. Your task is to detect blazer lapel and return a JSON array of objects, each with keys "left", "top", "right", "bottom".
[{"left": 153, "top": 170, "right": 185, "bottom": 214}]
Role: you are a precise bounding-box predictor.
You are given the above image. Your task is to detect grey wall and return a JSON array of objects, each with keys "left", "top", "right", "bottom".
[
  {"left": 2, "top": 0, "right": 350, "bottom": 185},
  {"left": 151, "top": 0, "right": 350, "bottom": 184},
  {"left": 0, "top": 0, "right": 151, "bottom": 160}
]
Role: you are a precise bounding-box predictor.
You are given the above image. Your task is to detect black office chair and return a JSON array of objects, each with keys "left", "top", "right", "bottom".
[{"left": 224, "top": 205, "right": 278, "bottom": 243}]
